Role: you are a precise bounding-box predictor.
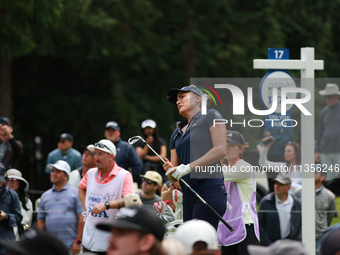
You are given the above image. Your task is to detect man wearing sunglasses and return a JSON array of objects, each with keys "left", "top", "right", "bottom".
[
  {"left": 44, "top": 133, "right": 82, "bottom": 174},
  {"left": 137, "top": 171, "right": 162, "bottom": 211},
  {"left": 78, "top": 139, "right": 135, "bottom": 255}
]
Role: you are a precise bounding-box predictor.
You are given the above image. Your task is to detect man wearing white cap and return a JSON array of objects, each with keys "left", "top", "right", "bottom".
[
  {"left": 37, "top": 160, "right": 84, "bottom": 255},
  {"left": 174, "top": 219, "right": 220, "bottom": 255},
  {"left": 78, "top": 139, "right": 135, "bottom": 254},
  {"left": 315, "top": 83, "right": 340, "bottom": 181}
]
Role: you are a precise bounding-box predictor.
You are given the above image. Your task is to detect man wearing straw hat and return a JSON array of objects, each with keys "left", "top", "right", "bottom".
[{"left": 315, "top": 83, "right": 340, "bottom": 182}]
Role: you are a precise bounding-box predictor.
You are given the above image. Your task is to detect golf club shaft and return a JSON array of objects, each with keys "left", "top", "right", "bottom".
[{"left": 134, "top": 136, "right": 234, "bottom": 231}]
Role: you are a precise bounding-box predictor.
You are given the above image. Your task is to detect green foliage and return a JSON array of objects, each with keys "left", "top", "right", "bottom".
[{"left": 4, "top": 0, "right": 340, "bottom": 190}]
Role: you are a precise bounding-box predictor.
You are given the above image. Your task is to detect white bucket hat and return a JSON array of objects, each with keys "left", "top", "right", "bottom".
[
  {"left": 6, "top": 169, "right": 29, "bottom": 191},
  {"left": 319, "top": 83, "right": 340, "bottom": 96}
]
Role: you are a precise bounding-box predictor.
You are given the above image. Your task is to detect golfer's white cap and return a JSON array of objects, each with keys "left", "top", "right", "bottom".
[
  {"left": 47, "top": 160, "right": 71, "bottom": 175},
  {"left": 174, "top": 219, "right": 218, "bottom": 254},
  {"left": 87, "top": 139, "right": 117, "bottom": 156}
]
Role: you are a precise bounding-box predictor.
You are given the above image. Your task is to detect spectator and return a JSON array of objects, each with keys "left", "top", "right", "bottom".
[
  {"left": 45, "top": 133, "right": 82, "bottom": 173},
  {"left": 248, "top": 239, "right": 309, "bottom": 255},
  {"left": 163, "top": 85, "right": 227, "bottom": 229},
  {"left": 96, "top": 206, "right": 167, "bottom": 255},
  {"left": 0, "top": 228, "right": 70, "bottom": 255},
  {"left": 37, "top": 160, "right": 84, "bottom": 255},
  {"left": 315, "top": 83, "right": 340, "bottom": 182},
  {"left": 5, "top": 169, "right": 33, "bottom": 240},
  {"left": 218, "top": 130, "right": 260, "bottom": 255},
  {"left": 104, "top": 121, "right": 143, "bottom": 184},
  {"left": 263, "top": 128, "right": 293, "bottom": 162},
  {"left": 320, "top": 226, "right": 340, "bottom": 255},
  {"left": 69, "top": 145, "right": 96, "bottom": 188},
  {"left": 174, "top": 219, "right": 220, "bottom": 255},
  {"left": 258, "top": 174, "right": 301, "bottom": 246},
  {"left": 258, "top": 140, "right": 301, "bottom": 194},
  {"left": 0, "top": 117, "right": 23, "bottom": 169},
  {"left": 79, "top": 139, "right": 135, "bottom": 254},
  {"left": 0, "top": 163, "right": 22, "bottom": 255},
  {"left": 294, "top": 170, "right": 336, "bottom": 254},
  {"left": 137, "top": 171, "right": 162, "bottom": 211},
  {"left": 135, "top": 119, "right": 167, "bottom": 183}
]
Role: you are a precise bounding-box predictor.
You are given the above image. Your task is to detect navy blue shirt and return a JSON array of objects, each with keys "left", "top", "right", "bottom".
[
  {"left": 170, "top": 109, "right": 224, "bottom": 191},
  {"left": 114, "top": 139, "right": 143, "bottom": 183},
  {"left": 0, "top": 186, "right": 22, "bottom": 254}
]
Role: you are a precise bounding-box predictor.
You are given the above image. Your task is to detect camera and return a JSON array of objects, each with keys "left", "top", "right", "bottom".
[{"left": 261, "top": 136, "right": 275, "bottom": 146}]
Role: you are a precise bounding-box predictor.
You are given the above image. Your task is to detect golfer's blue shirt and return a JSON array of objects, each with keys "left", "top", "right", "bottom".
[{"left": 170, "top": 108, "right": 225, "bottom": 191}]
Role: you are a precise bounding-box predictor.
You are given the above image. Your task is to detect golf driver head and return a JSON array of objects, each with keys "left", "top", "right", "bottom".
[{"left": 128, "top": 136, "right": 144, "bottom": 145}]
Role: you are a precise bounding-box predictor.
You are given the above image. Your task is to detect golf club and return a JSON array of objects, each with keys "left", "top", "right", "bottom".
[{"left": 128, "top": 135, "right": 234, "bottom": 231}]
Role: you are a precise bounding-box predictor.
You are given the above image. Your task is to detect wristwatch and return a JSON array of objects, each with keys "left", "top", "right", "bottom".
[
  {"left": 105, "top": 202, "right": 110, "bottom": 210},
  {"left": 75, "top": 239, "right": 82, "bottom": 244}
]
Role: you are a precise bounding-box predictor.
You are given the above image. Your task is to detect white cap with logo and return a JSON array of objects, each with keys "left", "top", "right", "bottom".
[
  {"left": 47, "top": 160, "right": 71, "bottom": 175},
  {"left": 87, "top": 139, "right": 117, "bottom": 156}
]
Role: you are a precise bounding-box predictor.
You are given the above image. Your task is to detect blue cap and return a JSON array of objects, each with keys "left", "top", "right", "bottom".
[
  {"left": 0, "top": 163, "right": 6, "bottom": 182},
  {"left": 167, "top": 85, "right": 202, "bottom": 104},
  {"left": 227, "top": 130, "right": 245, "bottom": 145},
  {"left": 59, "top": 133, "right": 74, "bottom": 142}
]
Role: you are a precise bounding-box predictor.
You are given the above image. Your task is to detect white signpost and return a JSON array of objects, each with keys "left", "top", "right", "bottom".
[{"left": 254, "top": 47, "right": 324, "bottom": 255}]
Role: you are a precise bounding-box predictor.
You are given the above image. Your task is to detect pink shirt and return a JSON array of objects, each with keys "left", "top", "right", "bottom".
[{"left": 79, "top": 163, "right": 134, "bottom": 197}]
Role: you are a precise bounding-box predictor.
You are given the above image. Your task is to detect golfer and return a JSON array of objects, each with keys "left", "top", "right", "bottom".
[{"left": 163, "top": 85, "right": 227, "bottom": 229}]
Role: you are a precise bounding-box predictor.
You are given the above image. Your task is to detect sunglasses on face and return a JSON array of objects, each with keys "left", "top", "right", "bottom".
[
  {"left": 94, "top": 142, "right": 112, "bottom": 153},
  {"left": 58, "top": 140, "right": 66, "bottom": 143},
  {"left": 142, "top": 178, "right": 157, "bottom": 185}
]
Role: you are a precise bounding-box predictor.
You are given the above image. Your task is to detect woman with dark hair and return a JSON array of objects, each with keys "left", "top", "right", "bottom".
[
  {"left": 258, "top": 139, "right": 301, "bottom": 194},
  {"left": 135, "top": 119, "right": 167, "bottom": 183},
  {"left": 163, "top": 85, "right": 227, "bottom": 229},
  {"left": 6, "top": 169, "right": 33, "bottom": 239}
]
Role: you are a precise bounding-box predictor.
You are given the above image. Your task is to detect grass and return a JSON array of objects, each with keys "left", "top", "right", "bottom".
[{"left": 330, "top": 196, "right": 340, "bottom": 226}]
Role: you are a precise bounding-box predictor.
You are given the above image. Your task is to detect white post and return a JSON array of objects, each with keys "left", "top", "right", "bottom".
[
  {"left": 253, "top": 47, "right": 324, "bottom": 255},
  {"left": 300, "top": 48, "right": 317, "bottom": 254}
]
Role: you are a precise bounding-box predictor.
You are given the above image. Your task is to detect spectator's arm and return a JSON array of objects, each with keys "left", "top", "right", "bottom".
[
  {"left": 128, "top": 146, "right": 143, "bottom": 183},
  {"left": 71, "top": 214, "right": 84, "bottom": 255},
  {"left": 78, "top": 188, "right": 86, "bottom": 211},
  {"left": 327, "top": 195, "right": 336, "bottom": 226},
  {"left": 258, "top": 202, "right": 272, "bottom": 246},
  {"left": 36, "top": 219, "right": 46, "bottom": 230}
]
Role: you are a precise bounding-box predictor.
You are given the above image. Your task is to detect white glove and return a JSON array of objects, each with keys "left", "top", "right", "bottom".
[{"left": 171, "top": 164, "right": 191, "bottom": 180}]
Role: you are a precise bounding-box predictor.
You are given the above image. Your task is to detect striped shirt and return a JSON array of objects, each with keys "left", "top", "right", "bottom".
[{"left": 37, "top": 183, "right": 83, "bottom": 249}]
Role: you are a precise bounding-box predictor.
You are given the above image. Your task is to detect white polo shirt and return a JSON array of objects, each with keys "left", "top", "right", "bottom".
[{"left": 275, "top": 194, "right": 294, "bottom": 238}]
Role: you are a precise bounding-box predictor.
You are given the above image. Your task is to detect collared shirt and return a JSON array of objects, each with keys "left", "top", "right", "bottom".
[
  {"left": 44, "top": 148, "right": 82, "bottom": 173},
  {"left": 79, "top": 162, "right": 134, "bottom": 197},
  {"left": 275, "top": 194, "right": 294, "bottom": 238},
  {"left": 37, "top": 183, "right": 83, "bottom": 249},
  {"left": 169, "top": 108, "right": 224, "bottom": 190}
]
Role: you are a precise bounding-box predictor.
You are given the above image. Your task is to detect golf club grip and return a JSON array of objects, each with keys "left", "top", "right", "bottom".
[{"left": 205, "top": 202, "right": 234, "bottom": 232}]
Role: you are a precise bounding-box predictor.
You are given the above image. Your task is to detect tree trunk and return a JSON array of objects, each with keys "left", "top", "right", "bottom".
[{"left": 0, "top": 52, "right": 12, "bottom": 119}]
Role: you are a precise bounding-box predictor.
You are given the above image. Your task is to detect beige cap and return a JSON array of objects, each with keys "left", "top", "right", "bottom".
[{"left": 140, "top": 171, "right": 162, "bottom": 186}]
